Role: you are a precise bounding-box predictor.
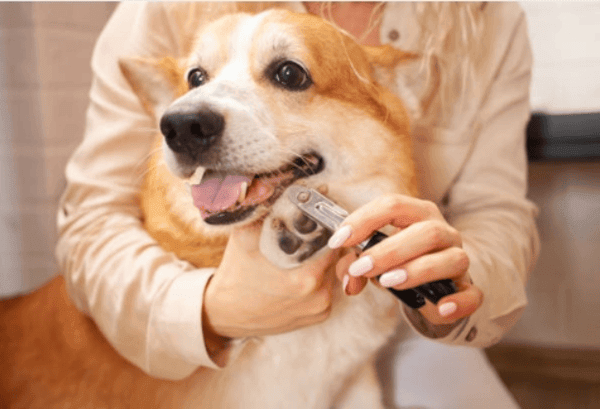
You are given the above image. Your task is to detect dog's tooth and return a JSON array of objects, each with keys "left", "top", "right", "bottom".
[{"left": 239, "top": 182, "right": 248, "bottom": 203}]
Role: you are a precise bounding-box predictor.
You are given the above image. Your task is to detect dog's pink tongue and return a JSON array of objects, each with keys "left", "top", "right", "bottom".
[{"left": 192, "top": 174, "right": 251, "bottom": 213}]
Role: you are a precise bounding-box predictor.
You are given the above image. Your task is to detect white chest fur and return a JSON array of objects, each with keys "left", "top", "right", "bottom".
[{"left": 182, "top": 285, "right": 400, "bottom": 409}]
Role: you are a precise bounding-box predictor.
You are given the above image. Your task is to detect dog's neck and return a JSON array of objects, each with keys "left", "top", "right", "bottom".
[{"left": 303, "top": 2, "right": 383, "bottom": 46}]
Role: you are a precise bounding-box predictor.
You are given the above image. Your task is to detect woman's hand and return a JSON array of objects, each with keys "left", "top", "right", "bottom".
[
  {"left": 329, "top": 194, "right": 483, "bottom": 326},
  {"left": 204, "top": 221, "right": 340, "bottom": 341}
]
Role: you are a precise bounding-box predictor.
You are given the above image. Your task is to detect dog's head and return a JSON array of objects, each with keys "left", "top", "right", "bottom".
[{"left": 121, "top": 9, "right": 417, "bottom": 232}]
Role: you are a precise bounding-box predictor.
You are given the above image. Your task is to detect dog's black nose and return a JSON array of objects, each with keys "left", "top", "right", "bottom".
[{"left": 160, "top": 109, "right": 224, "bottom": 156}]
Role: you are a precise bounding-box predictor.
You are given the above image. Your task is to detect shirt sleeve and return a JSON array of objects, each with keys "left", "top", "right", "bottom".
[
  {"left": 56, "top": 2, "right": 222, "bottom": 379},
  {"left": 402, "top": 6, "right": 540, "bottom": 347}
]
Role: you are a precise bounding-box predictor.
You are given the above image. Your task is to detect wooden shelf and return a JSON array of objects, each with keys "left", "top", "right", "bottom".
[{"left": 486, "top": 343, "right": 600, "bottom": 409}]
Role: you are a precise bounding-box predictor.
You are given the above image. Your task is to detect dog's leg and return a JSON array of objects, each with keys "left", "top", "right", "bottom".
[
  {"left": 334, "top": 362, "right": 388, "bottom": 409},
  {"left": 259, "top": 194, "right": 332, "bottom": 269}
]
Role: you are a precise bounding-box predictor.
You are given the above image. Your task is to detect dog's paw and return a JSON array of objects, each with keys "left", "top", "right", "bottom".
[{"left": 259, "top": 196, "right": 332, "bottom": 269}]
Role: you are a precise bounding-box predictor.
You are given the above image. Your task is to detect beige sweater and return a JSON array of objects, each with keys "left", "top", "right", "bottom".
[{"left": 57, "top": 2, "right": 539, "bottom": 380}]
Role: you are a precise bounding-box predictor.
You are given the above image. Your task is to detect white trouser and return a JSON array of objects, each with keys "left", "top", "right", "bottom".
[{"left": 376, "top": 330, "right": 520, "bottom": 409}]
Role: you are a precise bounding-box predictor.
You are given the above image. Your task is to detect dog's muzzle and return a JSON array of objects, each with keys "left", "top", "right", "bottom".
[
  {"left": 160, "top": 107, "right": 224, "bottom": 161},
  {"left": 159, "top": 105, "right": 325, "bottom": 226}
]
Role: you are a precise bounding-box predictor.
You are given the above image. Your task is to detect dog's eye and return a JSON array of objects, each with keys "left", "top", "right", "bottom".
[
  {"left": 188, "top": 68, "right": 208, "bottom": 88},
  {"left": 273, "top": 61, "right": 311, "bottom": 91}
]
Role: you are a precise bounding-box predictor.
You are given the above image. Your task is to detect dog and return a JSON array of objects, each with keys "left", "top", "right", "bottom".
[{"left": 0, "top": 9, "right": 418, "bottom": 409}]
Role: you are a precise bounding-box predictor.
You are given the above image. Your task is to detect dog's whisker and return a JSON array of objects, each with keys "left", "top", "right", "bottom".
[
  {"left": 131, "top": 146, "right": 167, "bottom": 184},
  {"left": 282, "top": 148, "right": 317, "bottom": 177},
  {"left": 139, "top": 145, "right": 164, "bottom": 165},
  {"left": 135, "top": 127, "right": 161, "bottom": 133},
  {"left": 273, "top": 150, "right": 309, "bottom": 176},
  {"left": 134, "top": 146, "right": 164, "bottom": 172}
]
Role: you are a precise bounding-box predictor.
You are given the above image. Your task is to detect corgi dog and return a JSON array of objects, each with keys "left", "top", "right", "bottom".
[{"left": 0, "top": 9, "right": 417, "bottom": 409}]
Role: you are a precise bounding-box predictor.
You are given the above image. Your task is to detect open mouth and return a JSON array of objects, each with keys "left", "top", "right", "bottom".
[{"left": 191, "top": 152, "right": 324, "bottom": 225}]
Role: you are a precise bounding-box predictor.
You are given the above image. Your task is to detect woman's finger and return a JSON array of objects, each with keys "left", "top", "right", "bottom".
[
  {"left": 344, "top": 219, "right": 462, "bottom": 279},
  {"left": 378, "top": 246, "right": 470, "bottom": 289},
  {"left": 335, "top": 252, "right": 357, "bottom": 281},
  {"left": 417, "top": 284, "right": 484, "bottom": 325},
  {"left": 328, "top": 194, "right": 443, "bottom": 249},
  {"left": 345, "top": 275, "right": 368, "bottom": 296},
  {"left": 335, "top": 252, "right": 367, "bottom": 295}
]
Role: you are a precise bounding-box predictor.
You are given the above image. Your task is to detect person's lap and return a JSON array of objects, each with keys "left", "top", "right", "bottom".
[{"left": 376, "top": 328, "right": 520, "bottom": 409}]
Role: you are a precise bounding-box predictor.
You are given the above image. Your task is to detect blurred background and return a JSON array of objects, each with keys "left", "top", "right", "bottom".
[
  {"left": 486, "top": 3, "right": 600, "bottom": 408},
  {"left": 0, "top": 3, "right": 117, "bottom": 295},
  {"left": 0, "top": 2, "right": 598, "bottom": 408}
]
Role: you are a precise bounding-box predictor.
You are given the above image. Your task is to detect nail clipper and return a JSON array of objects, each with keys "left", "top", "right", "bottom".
[{"left": 287, "top": 185, "right": 457, "bottom": 309}]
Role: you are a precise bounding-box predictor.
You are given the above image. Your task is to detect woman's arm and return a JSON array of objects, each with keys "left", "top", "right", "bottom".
[{"left": 431, "top": 9, "right": 540, "bottom": 346}]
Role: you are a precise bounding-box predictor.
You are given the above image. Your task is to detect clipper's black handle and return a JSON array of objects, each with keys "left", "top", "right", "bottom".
[{"left": 362, "top": 231, "right": 457, "bottom": 309}]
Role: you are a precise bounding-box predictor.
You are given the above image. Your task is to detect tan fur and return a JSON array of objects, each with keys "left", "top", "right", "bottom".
[
  {"left": 0, "top": 9, "right": 418, "bottom": 409},
  {"left": 0, "top": 277, "right": 199, "bottom": 409},
  {"left": 141, "top": 136, "right": 228, "bottom": 269}
]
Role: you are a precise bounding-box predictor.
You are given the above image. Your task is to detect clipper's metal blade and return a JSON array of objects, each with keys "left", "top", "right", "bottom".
[{"left": 287, "top": 186, "right": 348, "bottom": 233}]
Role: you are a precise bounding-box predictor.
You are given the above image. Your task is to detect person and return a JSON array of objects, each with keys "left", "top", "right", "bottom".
[{"left": 56, "top": 2, "right": 539, "bottom": 406}]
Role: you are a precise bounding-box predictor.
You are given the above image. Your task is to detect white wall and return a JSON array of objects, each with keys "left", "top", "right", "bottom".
[
  {"left": 521, "top": 2, "right": 600, "bottom": 114},
  {"left": 0, "top": 3, "right": 116, "bottom": 296}
]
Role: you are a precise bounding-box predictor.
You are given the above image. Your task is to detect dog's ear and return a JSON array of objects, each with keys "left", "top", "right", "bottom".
[
  {"left": 118, "top": 56, "right": 186, "bottom": 116},
  {"left": 361, "top": 45, "right": 423, "bottom": 119}
]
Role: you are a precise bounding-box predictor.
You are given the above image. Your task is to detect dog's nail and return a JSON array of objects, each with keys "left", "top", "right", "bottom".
[
  {"left": 439, "top": 302, "right": 458, "bottom": 317},
  {"left": 328, "top": 225, "right": 352, "bottom": 249},
  {"left": 342, "top": 275, "right": 350, "bottom": 295},
  {"left": 348, "top": 255, "right": 373, "bottom": 277},
  {"left": 379, "top": 269, "right": 408, "bottom": 287}
]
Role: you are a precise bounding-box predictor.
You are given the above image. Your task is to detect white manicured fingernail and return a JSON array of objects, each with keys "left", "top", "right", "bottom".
[
  {"left": 439, "top": 302, "right": 457, "bottom": 317},
  {"left": 379, "top": 269, "right": 408, "bottom": 287},
  {"left": 342, "top": 275, "right": 350, "bottom": 294},
  {"left": 328, "top": 225, "right": 352, "bottom": 249},
  {"left": 348, "top": 255, "right": 373, "bottom": 277}
]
